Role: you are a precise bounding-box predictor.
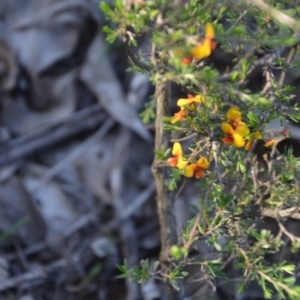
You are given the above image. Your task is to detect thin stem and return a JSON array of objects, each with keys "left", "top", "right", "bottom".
[
  {"left": 212, "top": 141, "right": 224, "bottom": 186},
  {"left": 151, "top": 81, "right": 185, "bottom": 299}
]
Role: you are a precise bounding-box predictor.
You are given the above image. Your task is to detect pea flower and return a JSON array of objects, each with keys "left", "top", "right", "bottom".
[
  {"left": 226, "top": 107, "right": 242, "bottom": 128},
  {"left": 171, "top": 94, "right": 205, "bottom": 124},
  {"left": 245, "top": 131, "right": 262, "bottom": 151},
  {"left": 171, "top": 107, "right": 187, "bottom": 124},
  {"left": 221, "top": 107, "right": 249, "bottom": 148},
  {"left": 177, "top": 94, "right": 205, "bottom": 108},
  {"left": 184, "top": 157, "right": 210, "bottom": 179},
  {"left": 190, "top": 23, "right": 217, "bottom": 61},
  {"left": 175, "top": 23, "right": 217, "bottom": 65},
  {"left": 167, "top": 142, "right": 187, "bottom": 169}
]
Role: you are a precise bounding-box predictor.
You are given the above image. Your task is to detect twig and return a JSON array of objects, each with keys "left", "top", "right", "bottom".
[
  {"left": 0, "top": 256, "right": 73, "bottom": 291},
  {"left": 226, "top": 9, "right": 248, "bottom": 33},
  {"left": 175, "top": 180, "right": 187, "bottom": 199},
  {"left": 257, "top": 269, "right": 298, "bottom": 296},
  {"left": 212, "top": 142, "right": 223, "bottom": 186},
  {"left": 183, "top": 214, "right": 200, "bottom": 252},
  {"left": 107, "top": 182, "right": 156, "bottom": 230},
  {"left": 151, "top": 81, "right": 185, "bottom": 300},
  {"left": 261, "top": 207, "right": 300, "bottom": 220},
  {"left": 276, "top": 221, "right": 300, "bottom": 243},
  {"left": 4, "top": 104, "right": 103, "bottom": 150},
  {"left": 63, "top": 182, "right": 156, "bottom": 238},
  {"left": 0, "top": 104, "right": 107, "bottom": 167},
  {"left": 279, "top": 46, "right": 297, "bottom": 86},
  {"left": 248, "top": 0, "right": 298, "bottom": 29},
  {"left": 36, "top": 118, "right": 114, "bottom": 186},
  {"left": 152, "top": 81, "right": 178, "bottom": 260},
  {"left": 261, "top": 66, "right": 274, "bottom": 95},
  {"left": 5, "top": 242, "right": 47, "bottom": 261},
  {"left": 183, "top": 186, "right": 213, "bottom": 252},
  {"left": 6, "top": 184, "right": 156, "bottom": 291},
  {"left": 171, "top": 133, "right": 197, "bottom": 142},
  {"left": 217, "top": 46, "right": 289, "bottom": 84},
  {"left": 125, "top": 42, "right": 152, "bottom": 72}
]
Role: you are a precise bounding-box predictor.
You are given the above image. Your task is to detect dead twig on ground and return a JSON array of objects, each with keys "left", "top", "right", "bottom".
[
  {"left": 37, "top": 118, "right": 114, "bottom": 186},
  {"left": 0, "top": 104, "right": 107, "bottom": 167}
]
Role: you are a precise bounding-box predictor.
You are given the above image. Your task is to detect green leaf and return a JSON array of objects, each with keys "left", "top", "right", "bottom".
[
  {"left": 231, "top": 71, "right": 239, "bottom": 81},
  {"left": 115, "top": 0, "right": 124, "bottom": 9},
  {"left": 84, "top": 262, "right": 103, "bottom": 284},
  {"left": 247, "top": 111, "right": 259, "bottom": 127},
  {"left": 279, "top": 264, "right": 295, "bottom": 274},
  {"left": 214, "top": 242, "right": 221, "bottom": 252},
  {"left": 170, "top": 279, "right": 180, "bottom": 291},
  {"left": 140, "top": 259, "right": 149, "bottom": 270},
  {"left": 100, "top": 2, "right": 112, "bottom": 14}
]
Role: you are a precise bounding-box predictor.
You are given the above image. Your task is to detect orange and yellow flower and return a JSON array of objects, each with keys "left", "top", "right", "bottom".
[
  {"left": 177, "top": 94, "right": 205, "bottom": 108},
  {"left": 221, "top": 107, "right": 249, "bottom": 148},
  {"left": 167, "top": 142, "right": 187, "bottom": 169},
  {"left": 226, "top": 107, "right": 242, "bottom": 128},
  {"left": 171, "top": 107, "right": 187, "bottom": 124},
  {"left": 184, "top": 157, "right": 210, "bottom": 179},
  {"left": 189, "top": 23, "right": 217, "bottom": 61},
  {"left": 171, "top": 94, "right": 205, "bottom": 123},
  {"left": 167, "top": 142, "right": 209, "bottom": 180},
  {"left": 175, "top": 23, "right": 217, "bottom": 65}
]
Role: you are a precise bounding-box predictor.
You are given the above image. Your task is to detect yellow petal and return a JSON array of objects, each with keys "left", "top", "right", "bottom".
[
  {"left": 232, "top": 133, "right": 245, "bottom": 148},
  {"left": 227, "top": 107, "right": 241, "bottom": 121},
  {"left": 177, "top": 156, "right": 187, "bottom": 169},
  {"left": 191, "top": 38, "right": 211, "bottom": 60},
  {"left": 205, "top": 23, "right": 214, "bottom": 39},
  {"left": 172, "top": 142, "right": 182, "bottom": 156},
  {"left": 221, "top": 123, "right": 234, "bottom": 134},
  {"left": 184, "top": 164, "right": 196, "bottom": 177},
  {"left": 177, "top": 99, "right": 193, "bottom": 107},
  {"left": 193, "top": 95, "right": 205, "bottom": 103},
  {"left": 235, "top": 122, "right": 250, "bottom": 137},
  {"left": 196, "top": 157, "right": 210, "bottom": 169}
]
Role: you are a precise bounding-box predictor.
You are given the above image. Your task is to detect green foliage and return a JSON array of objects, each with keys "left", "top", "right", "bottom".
[
  {"left": 117, "top": 259, "right": 154, "bottom": 284},
  {"left": 102, "top": 0, "right": 300, "bottom": 299}
]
